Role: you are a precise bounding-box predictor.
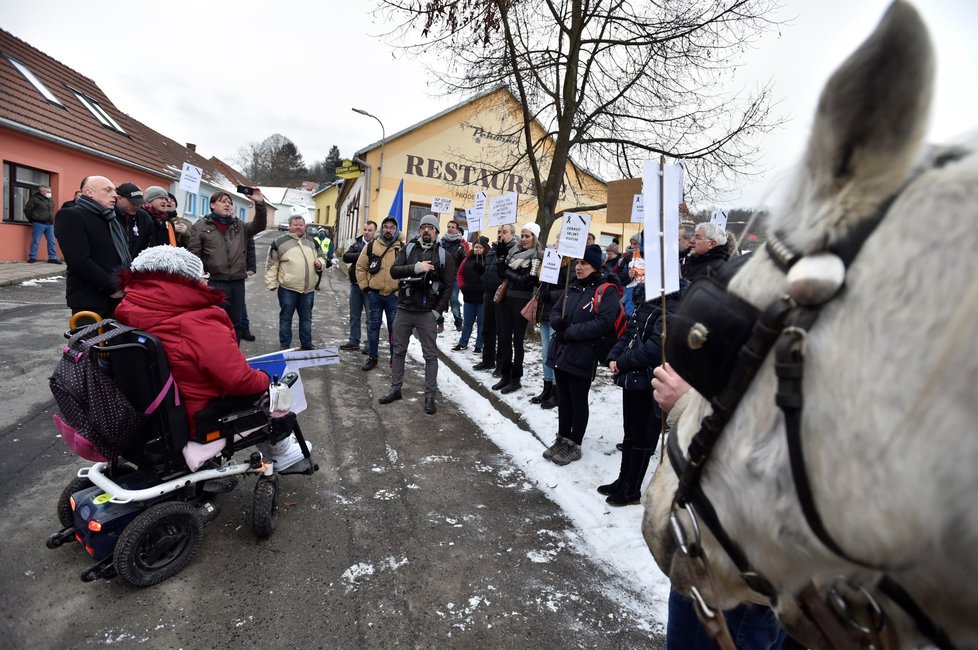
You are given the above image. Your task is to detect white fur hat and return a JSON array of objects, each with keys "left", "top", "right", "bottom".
[
  {"left": 521, "top": 222, "right": 540, "bottom": 239},
  {"left": 131, "top": 245, "right": 204, "bottom": 281}
]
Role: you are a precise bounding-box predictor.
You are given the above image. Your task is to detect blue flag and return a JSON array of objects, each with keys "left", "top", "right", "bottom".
[{"left": 387, "top": 179, "right": 404, "bottom": 230}]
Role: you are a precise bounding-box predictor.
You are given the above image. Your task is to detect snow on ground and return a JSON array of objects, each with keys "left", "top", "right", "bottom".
[
  {"left": 403, "top": 320, "right": 672, "bottom": 633},
  {"left": 20, "top": 276, "right": 63, "bottom": 286}
]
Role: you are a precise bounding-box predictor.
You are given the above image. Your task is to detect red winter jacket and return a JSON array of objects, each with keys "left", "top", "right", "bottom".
[{"left": 115, "top": 271, "right": 270, "bottom": 437}]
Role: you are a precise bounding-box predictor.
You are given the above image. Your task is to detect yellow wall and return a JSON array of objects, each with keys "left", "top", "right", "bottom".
[
  {"left": 342, "top": 88, "right": 641, "bottom": 247},
  {"left": 313, "top": 184, "right": 339, "bottom": 228}
]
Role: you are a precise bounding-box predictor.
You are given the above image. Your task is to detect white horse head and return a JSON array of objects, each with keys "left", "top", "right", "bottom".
[{"left": 643, "top": 1, "right": 978, "bottom": 647}]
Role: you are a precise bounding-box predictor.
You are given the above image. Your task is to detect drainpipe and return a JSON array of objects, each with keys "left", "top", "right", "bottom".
[{"left": 353, "top": 156, "right": 371, "bottom": 236}]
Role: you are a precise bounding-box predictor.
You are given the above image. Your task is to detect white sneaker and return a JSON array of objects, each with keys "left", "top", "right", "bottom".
[{"left": 264, "top": 434, "right": 311, "bottom": 470}]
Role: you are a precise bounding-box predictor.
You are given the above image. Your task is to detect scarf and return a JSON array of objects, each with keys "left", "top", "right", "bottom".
[
  {"left": 144, "top": 204, "right": 177, "bottom": 245},
  {"left": 208, "top": 212, "right": 233, "bottom": 225},
  {"left": 77, "top": 195, "right": 132, "bottom": 265},
  {"left": 441, "top": 232, "right": 462, "bottom": 244},
  {"left": 507, "top": 244, "right": 540, "bottom": 269}
]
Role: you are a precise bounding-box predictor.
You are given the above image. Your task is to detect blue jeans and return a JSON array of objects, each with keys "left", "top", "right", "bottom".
[
  {"left": 30, "top": 222, "right": 57, "bottom": 260},
  {"left": 666, "top": 590, "right": 785, "bottom": 650},
  {"left": 457, "top": 301, "right": 484, "bottom": 349},
  {"left": 348, "top": 284, "right": 366, "bottom": 345},
  {"left": 438, "top": 284, "right": 464, "bottom": 328},
  {"left": 540, "top": 320, "right": 554, "bottom": 381},
  {"left": 365, "top": 291, "right": 398, "bottom": 359},
  {"left": 277, "top": 287, "right": 314, "bottom": 348},
  {"left": 241, "top": 303, "right": 250, "bottom": 332}
]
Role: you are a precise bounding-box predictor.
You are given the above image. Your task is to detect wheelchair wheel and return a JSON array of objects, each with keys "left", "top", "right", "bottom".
[
  {"left": 57, "top": 475, "right": 93, "bottom": 529},
  {"left": 252, "top": 475, "right": 279, "bottom": 539},
  {"left": 114, "top": 501, "right": 203, "bottom": 587}
]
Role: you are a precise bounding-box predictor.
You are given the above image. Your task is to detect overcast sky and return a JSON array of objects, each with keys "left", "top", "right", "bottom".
[{"left": 1, "top": 0, "right": 974, "bottom": 209}]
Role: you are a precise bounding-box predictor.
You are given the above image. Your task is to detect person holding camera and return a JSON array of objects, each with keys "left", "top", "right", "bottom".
[
  {"left": 378, "top": 215, "right": 455, "bottom": 415},
  {"left": 355, "top": 216, "right": 402, "bottom": 371}
]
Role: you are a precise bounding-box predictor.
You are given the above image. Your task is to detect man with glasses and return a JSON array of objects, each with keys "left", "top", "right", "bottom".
[
  {"left": 378, "top": 215, "right": 455, "bottom": 415},
  {"left": 188, "top": 189, "right": 266, "bottom": 342},
  {"left": 681, "top": 222, "right": 728, "bottom": 282}
]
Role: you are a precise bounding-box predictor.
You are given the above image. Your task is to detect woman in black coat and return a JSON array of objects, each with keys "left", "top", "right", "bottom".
[
  {"left": 492, "top": 223, "right": 541, "bottom": 394},
  {"left": 602, "top": 279, "right": 688, "bottom": 505},
  {"left": 453, "top": 238, "right": 487, "bottom": 351},
  {"left": 543, "top": 244, "right": 618, "bottom": 466}
]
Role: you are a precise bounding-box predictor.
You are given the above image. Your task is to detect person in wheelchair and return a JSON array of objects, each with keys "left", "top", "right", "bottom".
[{"left": 115, "top": 245, "right": 308, "bottom": 469}]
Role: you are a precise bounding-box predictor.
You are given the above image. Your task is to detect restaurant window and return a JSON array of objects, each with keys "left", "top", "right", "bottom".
[{"left": 2, "top": 162, "right": 52, "bottom": 223}]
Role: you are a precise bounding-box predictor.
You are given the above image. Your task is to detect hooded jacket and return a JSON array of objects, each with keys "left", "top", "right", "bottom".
[
  {"left": 114, "top": 270, "right": 269, "bottom": 438},
  {"left": 356, "top": 233, "right": 402, "bottom": 296}
]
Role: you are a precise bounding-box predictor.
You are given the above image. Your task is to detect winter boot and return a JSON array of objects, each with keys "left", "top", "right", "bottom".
[
  {"left": 606, "top": 446, "right": 653, "bottom": 506},
  {"left": 530, "top": 380, "right": 553, "bottom": 404},
  {"left": 491, "top": 373, "right": 510, "bottom": 391},
  {"left": 500, "top": 379, "right": 522, "bottom": 394},
  {"left": 598, "top": 438, "right": 631, "bottom": 495},
  {"left": 551, "top": 439, "right": 582, "bottom": 466},
  {"left": 543, "top": 436, "right": 567, "bottom": 460},
  {"left": 540, "top": 380, "right": 558, "bottom": 409}
]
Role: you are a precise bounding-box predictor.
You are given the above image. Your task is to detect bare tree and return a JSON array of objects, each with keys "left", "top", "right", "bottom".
[{"left": 377, "top": 0, "right": 782, "bottom": 240}]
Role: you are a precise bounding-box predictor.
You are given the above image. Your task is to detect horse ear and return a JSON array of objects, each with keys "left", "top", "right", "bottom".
[{"left": 805, "top": 1, "right": 934, "bottom": 195}]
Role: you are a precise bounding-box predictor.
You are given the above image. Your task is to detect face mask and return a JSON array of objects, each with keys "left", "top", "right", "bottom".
[{"left": 43, "top": 192, "right": 52, "bottom": 198}]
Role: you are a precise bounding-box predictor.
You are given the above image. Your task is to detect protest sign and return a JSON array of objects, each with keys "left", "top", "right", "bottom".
[
  {"left": 557, "top": 212, "right": 591, "bottom": 259},
  {"left": 630, "top": 194, "right": 644, "bottom": 223},
  {"left": 642, "top": 160, "right": 682, "bottom": 294},
  {"left": 711, "top": 209, "right": 728, "bottom": 230},
  {"left": 431, "top": 196, "right": 453, "bottom": 214},
  {"left": 487, "top": 192, "right": 518, "bottom": 228},
  {"left": 178, "top": 162, "right": 203, "bottom": 194},
  {"left": 539, "top": 247, "right": 561, "bottom": 284}
]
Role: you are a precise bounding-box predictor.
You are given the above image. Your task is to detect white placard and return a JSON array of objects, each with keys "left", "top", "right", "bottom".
[
  {"left": 642, "top": 160, "right": 682, "bottom": 294},
  {"left": 539, "top": 247, "right": 562, "bottom": 284},
  {"left": 711, "top": 209, "right": 728, "bottom": 230},
  {"left": 557, "top": 212, "right": 592, "bottom": 259},
  {"left": 178, "top": 162, "right": 203, "bottom": 194},
  {"left": 487, "top": 192, "right": 518, "bottom": 228},
  {"left": 464, "top": 208, "right": 481, "bottom": 233},
  {"left": 630, "top": 193, "right": 644, "bottom": 223},
  {"left": 471, "top": 191, "right": 487, "bottom": 219},
  {"left": 431, "top": 196, "right": 453, "bottom": 214}
]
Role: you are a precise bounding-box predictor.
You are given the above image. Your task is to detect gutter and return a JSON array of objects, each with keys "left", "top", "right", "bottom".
[
  {"left": 352, "top": 156, "right": 372, "bottom": 222},
  {"left": 0, "top": 117, "right": 174, "bottom": 180}
]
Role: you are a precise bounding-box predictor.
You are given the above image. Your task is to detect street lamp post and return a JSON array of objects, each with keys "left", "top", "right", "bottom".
[{"left": 352, "top": 108, "right": 385, "bottom": 200}]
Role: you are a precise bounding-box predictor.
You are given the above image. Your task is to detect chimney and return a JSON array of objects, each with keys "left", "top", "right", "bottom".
[{"left": 186, "top": 143, "right": 196, "bottom": 152}]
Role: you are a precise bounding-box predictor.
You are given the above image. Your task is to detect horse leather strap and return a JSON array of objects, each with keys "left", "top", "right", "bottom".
[{"left": 797, "top": 583, "right": 865, "bottom": 650}]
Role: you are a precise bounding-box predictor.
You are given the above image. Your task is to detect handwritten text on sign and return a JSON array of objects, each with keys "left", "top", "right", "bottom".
[
  {"left": 431, "top": 196, "right": 453, "bottom": 214},
  {"left": 487, "top": 192, "right": 518, "bottom": 228},
  {"left": 557, "top": 212, "right": 591, "bottom": 259},
  {"left": 539, "top": 247, "right": 562, "bottom": 284}
]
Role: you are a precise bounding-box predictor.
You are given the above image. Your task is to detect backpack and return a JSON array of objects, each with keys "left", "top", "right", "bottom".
[
  {"left": 49, "top": 321, "right": 148, "bottom": 462},
  {"left": 404, "top": 240, "right": 447, "bottom": 269},
  {"left": 592, "top": 282, "right": 628, "bottom": 363}
]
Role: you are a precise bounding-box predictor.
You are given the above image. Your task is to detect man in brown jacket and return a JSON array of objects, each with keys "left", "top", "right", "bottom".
[
  {"left": 355, "top": 216, "right": 401, "bottom": 371},
  {"left": 188, "top": 189, "right": 266, "bottom": 342}
]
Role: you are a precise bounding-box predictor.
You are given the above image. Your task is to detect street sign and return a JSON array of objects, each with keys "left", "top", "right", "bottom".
[{"left": 335, "top": 159, "right": 361, "bottom": 179}]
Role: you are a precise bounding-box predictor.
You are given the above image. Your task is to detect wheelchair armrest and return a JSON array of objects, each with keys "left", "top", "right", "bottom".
[{"left": 281, "top": 371, "right": 298, "bottom": 387}]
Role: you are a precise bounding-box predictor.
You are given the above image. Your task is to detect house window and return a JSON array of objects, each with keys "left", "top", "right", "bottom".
[
  {"left": 199, "top": 194, "right": 209, "bottom": 216},
  {"left": 237, "top": 207, "right": 246, "bottom": 221},
  {"left": 3, "top": 54, "right": 63, "bottom": 106},
  {"left": 66, "top": 87, "right": 127, "bottom": 134},
  {"left": 186, "top": 193, "right": 197, "bottom": 216},
  {"left": 2, "top": 162, "right": 52, "bottom": 223}
]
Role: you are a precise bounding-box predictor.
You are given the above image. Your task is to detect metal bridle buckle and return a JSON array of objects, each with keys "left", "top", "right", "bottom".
[
  {"left": 670, "top": 502, "right": 702, "bottom": 558},
  {"left": 827, "top": 577, "right": 886, "bottom": 636},
  {"left": 781, "top": 325, "right": 809, "bottom": 357}
]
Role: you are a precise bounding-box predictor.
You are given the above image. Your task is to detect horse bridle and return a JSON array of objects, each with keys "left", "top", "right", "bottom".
[{"left": 664, "top": 182, "right": 958, "bottom": 649}]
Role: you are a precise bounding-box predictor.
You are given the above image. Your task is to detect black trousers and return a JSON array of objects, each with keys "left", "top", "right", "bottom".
[
  {"left": 622, "top": 389, "right": 655, "bottom": 448},
  {"left": 209, "top": 278, "right": 245, "bottom": 343},
  {"left": 555, "top": 369, "right": 593, "bottom": 445},
  {"left": 481, "top": 292, "right": 497, "bottom": 364},
  {"left": 496, "top": 294, "right": 530, "bottom": 378}
]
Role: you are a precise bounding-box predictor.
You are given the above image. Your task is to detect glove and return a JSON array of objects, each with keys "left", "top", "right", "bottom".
[
  {"left": 555, "top": 330, "right": 567, "bottom": 343},
  {"left": 552, "top": 317, "right": 568, "bottom": 332}
]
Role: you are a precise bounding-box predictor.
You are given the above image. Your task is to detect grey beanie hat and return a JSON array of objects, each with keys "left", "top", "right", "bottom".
[
  {"left": 131, "top": 245, "right": 204, "bottom": 281},
  {"left": 419, "top": 214, "right": 440, "bottom": 232},
  {"left": 144, "top": 186, "right": 169, "bottom": 203}
]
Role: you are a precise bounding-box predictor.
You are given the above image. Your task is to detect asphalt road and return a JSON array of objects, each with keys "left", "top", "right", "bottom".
[{"left": 0, "top": 232, "right": 664, "bottom": 649}]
